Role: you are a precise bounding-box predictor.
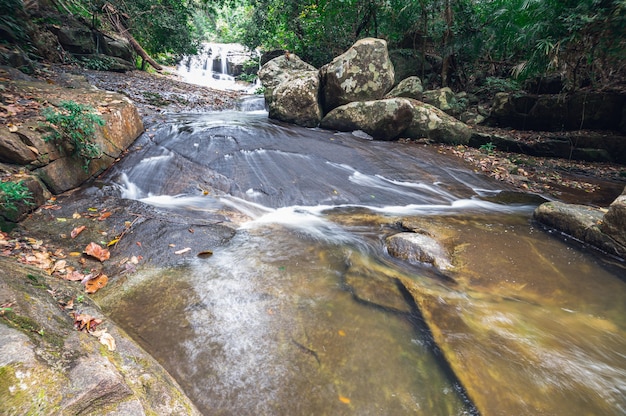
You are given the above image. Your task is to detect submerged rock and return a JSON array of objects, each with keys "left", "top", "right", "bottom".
[
  {"left": 343, "top": 253, "right": 412, "bottom": 313},
  {"left": 386, "top": 232, "right": 453, "bottom": 270}
]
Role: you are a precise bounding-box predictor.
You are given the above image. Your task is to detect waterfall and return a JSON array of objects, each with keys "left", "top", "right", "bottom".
[{"left": 176, "top": 42, "right": 260, "bottom": 93}]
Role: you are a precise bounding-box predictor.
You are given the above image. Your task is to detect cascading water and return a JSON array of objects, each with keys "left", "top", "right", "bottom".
[
  {"left": 94, "top": 107, "right": 626, "bottom": 415},
  {"left": 177, "top": 42, "right": 261, "bottom": 93}
]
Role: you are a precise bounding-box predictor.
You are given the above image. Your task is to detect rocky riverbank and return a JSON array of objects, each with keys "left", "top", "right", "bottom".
[{"left": 1, "top": 63, "right": 625, "bottom": 414}]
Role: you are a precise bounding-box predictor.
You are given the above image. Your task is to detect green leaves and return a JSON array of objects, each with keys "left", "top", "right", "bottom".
[
  {"left": 42, "top": 101, "right": 105, "bottom": 171},
  {"left": 0, "top": 180, "right": 33, "bottom": 213}
]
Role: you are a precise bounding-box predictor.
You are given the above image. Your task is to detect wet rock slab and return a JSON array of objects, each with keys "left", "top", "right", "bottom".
[{"left": 0, "top": 257, "right": 201, "bottom": 415}]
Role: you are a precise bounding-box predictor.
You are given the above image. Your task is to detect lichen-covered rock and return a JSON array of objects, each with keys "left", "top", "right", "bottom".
[
  {"left": 403, "top": 99, "right": 472, "bottom": 144},
  {"left": 258, "top": 53, "right": 317, "bottom": 106},
  {"left": 422, "top": 87, "right": 455, "bottom": 113},
  {"left": 320, "top": 98, "right": 413, "bottom": 140},
  {"left": 386, "top": 232, "right": 453, "bottom": 270},
  {"left": 386, "top": 76, "right": 423, "bottom": 100},
  {"left": 320, "top": 38, "right": 395, "bottom": 113},
  {"left": 267, "top": 70, "right": 322, "bottom": 127}
]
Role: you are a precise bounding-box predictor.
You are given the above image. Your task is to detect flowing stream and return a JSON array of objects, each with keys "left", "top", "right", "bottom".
[{"left": 94, "top": 105, "right": 626, "bottom": 415}]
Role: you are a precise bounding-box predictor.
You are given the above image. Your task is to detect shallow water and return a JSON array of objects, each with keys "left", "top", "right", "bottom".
[{"left": 97, "top": 110, "right": 626, "bottom": 415}]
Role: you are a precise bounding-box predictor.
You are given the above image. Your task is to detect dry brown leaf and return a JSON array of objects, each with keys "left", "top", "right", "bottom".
[
  {"left": 98, "top": 211, "right": 112, "bottom": 221},
  {"left": 70, "top": 225, "right": 86, "bottom": 238},
  {"left": 52, "top": 259, "right": 67, "bottom": 273},
  {"left": 85, "top": 274, "right": 108, "bottom": 294},
  {"left": 85, "top": 274, "right": 109, "bottom": 294},
  {"left": 73, "top": 313, "right": 102, "bottom": 332},
  {"left": 84, "top": 242, "right": 110, "bottom": 262},
  {"left": 64, "top": 270, "right": 85, "bottom": 281}
]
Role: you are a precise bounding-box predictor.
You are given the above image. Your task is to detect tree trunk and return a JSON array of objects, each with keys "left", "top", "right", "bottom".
[
  {"left": 441, "top": 0, "right": 453, "bottom": 87},
  {"left": 102, "top": 2, "right": 162, "bottom": 71}
]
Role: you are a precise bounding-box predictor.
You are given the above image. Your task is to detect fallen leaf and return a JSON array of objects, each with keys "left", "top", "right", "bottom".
[
  {"left": 339, "top": 395, "right": 351, "bottom": 404},
  {"left": 73, "top": 313, "right": 102, "bottom": 332},
  {"left": 71, "top": 225, "right": 86, "bottom": 238},
  {"left": 98, "top": 211, "right": 112, "bottom": 221},
  {"left": 174, "top": 247, "right": 191, "bottom": 255},
  {"left": 72, "top": 212, "right": 82, "bottom": 219},
  {"left": 84, "top": 242, "right": 110, "bottom": 262},
  {"left": 85, "top": 274, "right": 108, "bottom": 294},
  {"left": 106, "top": 238, "right": 119, "bottom": 247},
  {"left": 52, "top": 259, "right": 67, "bottom": 273},
  {"left": 338, "top": 329, "right": 346, "bottom": 336},
  {"left": 64, "top": 270, "right": 85, "bottom": 281},
  {"left": 69, "top": 251, "right": 82, "bottom": 256},
  {"left": 98, "top": 331, "right": 116, "bottom": 351},
  {"left": 197, "top": 250, "right": 213, "bottom": 258}
]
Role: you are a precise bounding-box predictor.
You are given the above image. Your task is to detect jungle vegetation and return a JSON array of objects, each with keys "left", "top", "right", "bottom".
[{"left": 2, "top": 0, "right": 624, "bottom": 90}]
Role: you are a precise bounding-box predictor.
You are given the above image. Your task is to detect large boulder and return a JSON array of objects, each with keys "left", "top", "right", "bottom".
[
  {"left": 320, "top": 98, "right": 413, "bottom": 140},
  {"left": 258, "top": 54, "right": 317, "bottom": 106},
  {"left": 386, "top": 76, "right": 423, "bottom": 100},
  {"left": 0, "top": 257, "right": 201, "bottom": 415},
  {"left": 320, "top": 38, "right": 395, "bottom": 114},
  {"left": 267, "top": 70, "right": 322, "bottom": 127},
  {"left": 388, "top": 49, "right": 433, "bottom": 86},
  {"left": 0, "top": 76, "right": 144, "bottom": 202},
  {"left": 0, "top": 128, "right": 38, "bottom": 165},
  {"left": 403, "top": 99, "right": 472, "bottom": 144},
  {"left": 534, "top": 200, "right": 626, "bottom": 259},
  {"left": 600, "top": 186, "right": 626, "bottom": 248},
  {"left": 55, "top": 26, "right": 95, "bottom": 55},
  {"left": 422, "top": 87, "right": 457, "bottom": 114}
]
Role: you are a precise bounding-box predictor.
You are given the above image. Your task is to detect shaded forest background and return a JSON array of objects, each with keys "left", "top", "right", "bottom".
[{"left": 1, "top": 0, "right": 625, "bottom": 92}]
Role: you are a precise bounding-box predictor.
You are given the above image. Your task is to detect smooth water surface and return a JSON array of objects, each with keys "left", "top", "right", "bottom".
[{"left": 98, "top": 110, "right": 626, "bottom": 415}]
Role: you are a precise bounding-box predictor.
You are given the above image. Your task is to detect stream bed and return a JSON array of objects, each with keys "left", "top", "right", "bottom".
[{"left": 92, "top": 108, "right": 625, "bottom": 415}]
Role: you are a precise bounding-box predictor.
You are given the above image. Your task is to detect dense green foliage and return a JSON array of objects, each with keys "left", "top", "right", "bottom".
[
  {"left": 24, "top": 0, "right": 624, "bottom": 90},
  {"left": 220, "top": 0, "right": 624, "bottom": 90},
  {"left": 0, "top": 181, "right": 32, "bottom": 213},
  {"left": 43, "top": 101, "right": 105, "bottom": 171}
]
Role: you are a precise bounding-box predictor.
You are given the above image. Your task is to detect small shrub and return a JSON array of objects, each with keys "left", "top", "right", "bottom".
[
  {"left": 80, "top": 55, "right": 116, "bottom": 71},
  {"left": 0, "top": 180, "right": 33, "bottom": 212},
  {"left": 479, "top": 142, "right": 496, "bottom": 155},
  {"left": 236, "top": 73, "right": 258, "bottom": 83},
  {"left": 42, "top": 101, "right": 105, "bottom": 171},
  {"left": 483, "top": 77, "right": 520, "bottom": 93}
]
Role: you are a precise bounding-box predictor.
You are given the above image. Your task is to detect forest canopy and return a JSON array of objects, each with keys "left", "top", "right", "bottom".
[{"left": 4, "top": 0, "right": 625, "bottom": 91}]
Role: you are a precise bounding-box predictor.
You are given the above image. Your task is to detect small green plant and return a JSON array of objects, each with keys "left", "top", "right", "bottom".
[
  {"left": 479, "top": 142, "right": 496, "bottom": 155},
  {"left": 483, "top": 77, "right": 520, "bottom": 93},
  {"left": 80, "top": 55, "right": 116, "bottom": 71},
  {"left": 236, "top": 73, "right": 258, "bottom": 83},
  {"left": 0, "top": 180, "right": 33, "bottom": 212},
  {"left": 76, "top": 294, "right": 85, "bottom": 303},
  {"left": 42, "top": 101, "right": 105, "bottom": 171}
]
